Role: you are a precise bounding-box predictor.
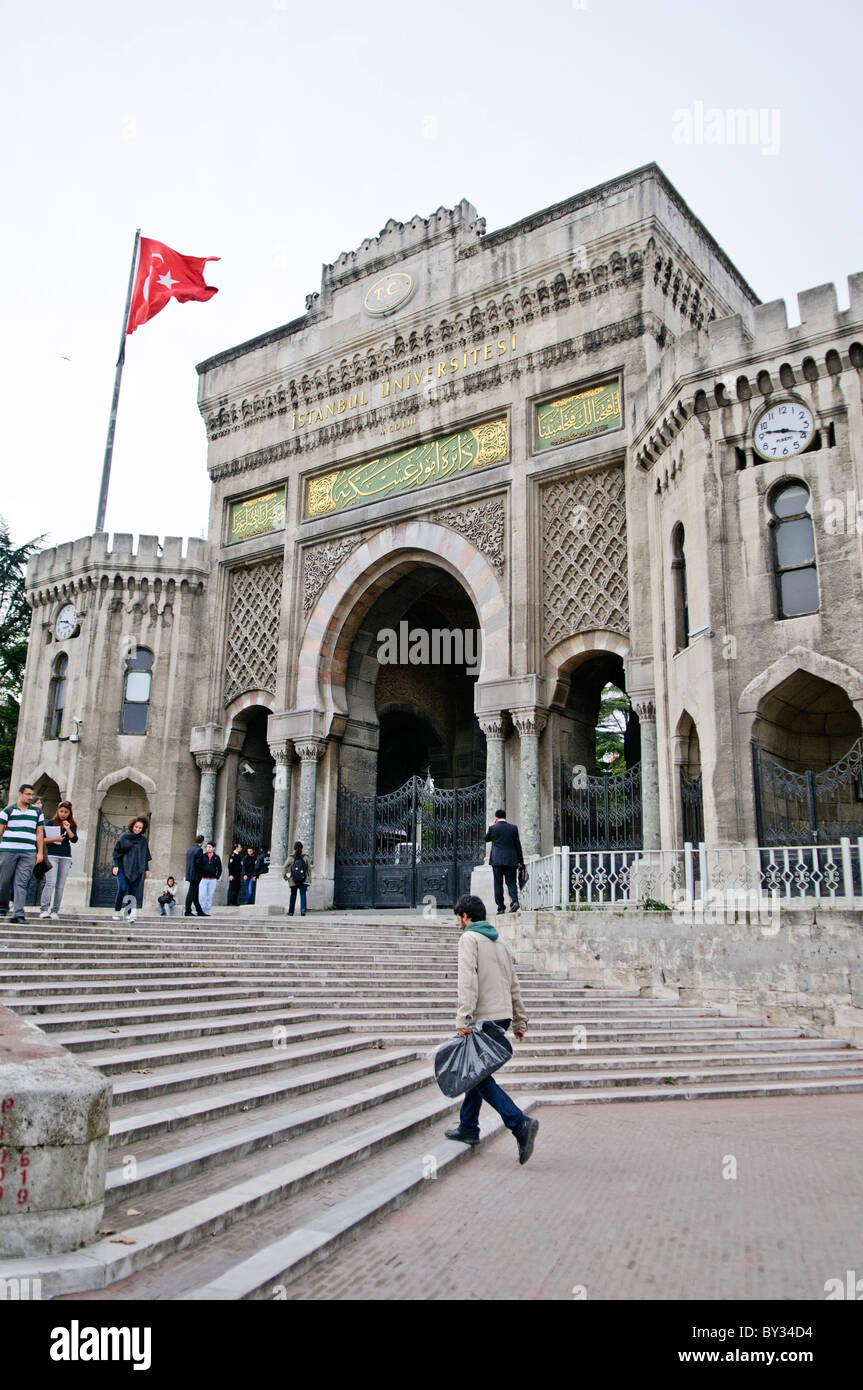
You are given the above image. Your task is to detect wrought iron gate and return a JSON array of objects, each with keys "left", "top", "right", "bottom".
[
  {"left": 558, "top": 763, "right": 643, "bottom": 851},
  {"left": 335, "top": 774, "right": 486, "bottom": 909},
  {"left": 680, "top": 769, "right": 704, "bottom": 843},
  {"left": 752, "top": 737, "right": 863, "bottom": 845},
  {"left": 233, "top": 798, "right": 267, "bottom": 850},
  {"left": 89, "top": 812, "right": 142, "bottom": 907}
]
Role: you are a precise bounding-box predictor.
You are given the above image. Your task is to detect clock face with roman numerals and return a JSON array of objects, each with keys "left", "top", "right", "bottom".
[{"left": 753, "top": 402, "right": 815, "bottom": 461}]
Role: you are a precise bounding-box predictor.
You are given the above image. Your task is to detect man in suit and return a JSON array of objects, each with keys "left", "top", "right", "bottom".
[
  {"left": 485, "top": 808, "right": 524, "bottom": 914},
  {"left": 184, "top": 834, "right": 205, "bottom": 916}
]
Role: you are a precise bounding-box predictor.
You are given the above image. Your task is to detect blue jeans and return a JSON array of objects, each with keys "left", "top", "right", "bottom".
[
  {"left": 114, "top": 869, "right": 143, "bottom": 912},
  {"left": 243, "top": 877, "right": 256, "bottom": 904},
  {"left": 458, "top": 1019, "right": 526, "bottom": 1137},
  {"left": 288, "top": 883, "right": 307, "bottom": 914}
]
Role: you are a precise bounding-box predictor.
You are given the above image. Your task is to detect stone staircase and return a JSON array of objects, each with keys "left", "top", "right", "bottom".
[{"left": 2, "top": 909, "right": 862, "bottom": 1300}]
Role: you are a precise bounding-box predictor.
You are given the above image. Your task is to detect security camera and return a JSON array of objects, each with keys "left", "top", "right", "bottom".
[
  {"left": 241, "top": 762, "right": 255, "bottom": 776},
  {"left": 69, "top": 717, "right": 83, "bottom": 744}
]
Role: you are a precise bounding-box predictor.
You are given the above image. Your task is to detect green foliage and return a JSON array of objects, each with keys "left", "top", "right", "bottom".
[
  {"left": 596, "top": 683, "right": 629, "bottom": 772},
  {"left": 0, "top": 518, "right": 43, "bottom": 798},
  {"left": 641, "top": 896, "right": 671, "bottom": 911}
]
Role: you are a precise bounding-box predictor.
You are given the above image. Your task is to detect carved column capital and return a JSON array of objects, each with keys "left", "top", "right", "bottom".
[
  {"left": 195, "top": 752, "right": 226, "bottom": 774},
  {"left": 631, "top": 696, "right": 657, "bottom": 723},
  {"left": 510, "top": 707, "right": 548, "bottom": 739},
  {"left": 478, "top": 714, "right": 508, "bottom": 741},
  {"left": 270, "top": 744, "right": 292, "bottom": 767},
  {"left": 294, "top": 738, "right": 326, "bottom": 762}
]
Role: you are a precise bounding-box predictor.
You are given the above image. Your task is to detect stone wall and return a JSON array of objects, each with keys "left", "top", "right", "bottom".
[
  {"left": 0, "top": 1006, "right": 111, "bottom": 1256},
  {"left": 497, "top": 907, "right": 863, "bottom": 1045}
]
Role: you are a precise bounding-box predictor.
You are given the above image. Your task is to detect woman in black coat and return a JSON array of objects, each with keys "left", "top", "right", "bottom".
[{"left": 112, "top": 816, "right": 152, "bottom": 920}]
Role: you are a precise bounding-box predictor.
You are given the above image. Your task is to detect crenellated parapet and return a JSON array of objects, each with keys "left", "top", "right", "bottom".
[
  {"left": 26, "top": 532, "right": 209, "bottom": 609},
  {"left": 630, "top": 272, "right": 863, "bottom": 469},
  {"left": 321, "top": 200, "right": 486, "bottom": 293}
]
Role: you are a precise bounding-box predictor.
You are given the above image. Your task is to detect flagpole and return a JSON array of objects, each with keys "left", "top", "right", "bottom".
[{"left": 95, "top": 228, "right": 141, "bottom": 534}]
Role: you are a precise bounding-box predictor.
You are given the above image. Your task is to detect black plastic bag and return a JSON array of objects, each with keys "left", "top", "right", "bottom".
[{"left": 434, "top": 1020, "right": 514, "bottom": 1098}]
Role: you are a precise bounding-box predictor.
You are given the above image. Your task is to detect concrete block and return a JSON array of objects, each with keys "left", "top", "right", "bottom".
[{"left": 0, "top": 1006, "right": 111, "bottom": 1257}]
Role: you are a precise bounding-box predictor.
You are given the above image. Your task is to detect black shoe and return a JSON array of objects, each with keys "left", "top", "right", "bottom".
[
  {"left": 10, "top": 915, "right": 27, "bottom": 924},
  {"left": 445, "top": 1127, "right": 480, "bottom": 1147},
  {"left": 495, "top": 905, "right": 505, "bottom": 915},
  {"left": 515, "top": 1117, "right": 539, "bottom": 1165},
  {"left": 508, "top": 903, "right": 520, "bottom": 912}
]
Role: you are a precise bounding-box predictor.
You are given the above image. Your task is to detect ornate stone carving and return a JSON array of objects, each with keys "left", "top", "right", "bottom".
[
  {"left": 631, "top": 697, "right": 656, "bottom": 722},
  {"left": 195, "top": 752, "right": 225, "bottom": 774},
  {"left": 294, "top": 739, "right": 326, "bottom": 762},
  {"left": 510, "top": 708, "right": 548, "bottom": 739},
  {"left": 303, "top": 536, "right": 364, "bottom": 615},
  {"left": 478, "top": 714, "right": 507, "bottom": 740},
  {"left": 542, "top": 464, "right": 628, "bottom": 649},
  {"left": 433, "top": 500, "right": 505, "bottom": 574},
  {"left": 223, "top": 558, "right": 282, "bottom": 707}
]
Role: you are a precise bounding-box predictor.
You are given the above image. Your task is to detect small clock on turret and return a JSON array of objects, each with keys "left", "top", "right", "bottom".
[
  {"left": 54, "top": 603, "right": 79, "bottom": 641},
  {"left": 753, "top": 401, "right": 816, "bottom": 461}
]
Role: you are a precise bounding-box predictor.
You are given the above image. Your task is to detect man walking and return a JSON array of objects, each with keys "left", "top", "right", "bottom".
[
  {"left": 184, "top": 834, "right": 206, "bottom": 916},
  {"left": 444, "top": 893, "right": 539, "bottom": 1164},
  {"left": 485, "top": 808, "right": 525, "bottom": 914},
  {"left": 197, "top": 842, "right": 222, "bottom": 916},
  {"left": 0, "top": 784, "right": 45, "bottom": 923}
]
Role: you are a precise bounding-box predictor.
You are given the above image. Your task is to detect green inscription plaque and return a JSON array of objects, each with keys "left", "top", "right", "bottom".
[
  {"left": 229, "top": 487, "right": 286, "bottom": 543},
  {"left": 305, "top": 418, "right": 508, "bottom": 518},
  {"left": 536, "top": 380, "right": 621, "bottom": 451}
]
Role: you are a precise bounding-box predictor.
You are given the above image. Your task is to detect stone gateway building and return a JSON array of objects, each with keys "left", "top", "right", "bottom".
[{"left": 13, "top": 163, "right": 863, "bottom": 911}]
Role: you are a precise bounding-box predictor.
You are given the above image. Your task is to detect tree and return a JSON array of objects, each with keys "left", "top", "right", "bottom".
[
  {"left": 596, "top": 683, "right": 629, "bottom": 771},
  {"left": 0, "top": 518, "right": 43, "bottom": 800}
]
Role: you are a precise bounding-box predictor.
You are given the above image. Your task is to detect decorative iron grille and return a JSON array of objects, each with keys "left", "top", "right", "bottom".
[
  {"left": 335, "top": 774, "right": 486, "bottom": 909},
  {"left": 559, "top": 763, "right": 642, "bottom": 851},
  {"left": 680, "top": 769, "right": 704, "bottom": 844},
  {"left": 752, "top": 736, "right": 863, "bottom": 846}
]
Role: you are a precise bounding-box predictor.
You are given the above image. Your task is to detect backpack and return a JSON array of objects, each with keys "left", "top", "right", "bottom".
[{"left": 290, "top": 856, "right": 307, "bottom": 885}]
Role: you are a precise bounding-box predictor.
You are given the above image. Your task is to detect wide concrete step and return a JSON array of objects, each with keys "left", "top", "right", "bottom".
[
  {"left": 106, "top": 1060, "right": 435, "bottom": 1200},
  {"left": 53, "top": 1006, "right": 306, "bottom": 1052},
  {"left": 12, "top": 996, "right": 307, "bottom": 1031},
  {"left": 505, "top": 1047, "right": 863, "bottom": 1073},
  {"left": 25, "top": 1088, "right": 464, "bottom": 1297},
  {"left": 108, "top": 1047, "right": 424, "bottom": 1146},
  {"left": 107, "top": 1033, "right": 387, "bottom": 1104},
  {"left": 510, "top": 1059, "right": 863, "bottom": 1086}
]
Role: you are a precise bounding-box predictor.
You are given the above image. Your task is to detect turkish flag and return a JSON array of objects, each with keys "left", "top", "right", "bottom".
[{"left": 126, "top": 236, "right": 219, "bottom": 334}]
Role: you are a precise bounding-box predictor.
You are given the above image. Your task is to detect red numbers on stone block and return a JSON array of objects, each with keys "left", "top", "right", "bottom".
[
  {"left": 1, "top": 1097, "right": 13, "bottom": 1112},
  {"left": 19, "top": 1150, "right": 29, "bottom": 1168},
  {"left": 17, "top": 1189, "right": 28, "bottom": 1205}
]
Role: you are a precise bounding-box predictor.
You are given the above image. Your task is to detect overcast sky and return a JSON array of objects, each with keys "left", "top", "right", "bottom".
[{"left": 2, "top": 0, "right": 861, "bottom": 552}]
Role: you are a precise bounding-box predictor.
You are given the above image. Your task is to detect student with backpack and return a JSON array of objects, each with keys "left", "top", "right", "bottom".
[{"left": 284, "top": 840, "right": 310, "bottom": 916}]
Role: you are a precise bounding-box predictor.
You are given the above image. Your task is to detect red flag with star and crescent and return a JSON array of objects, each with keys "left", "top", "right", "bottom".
[{"left": 126, "top": 236, "right": 219, "bottom": 334}]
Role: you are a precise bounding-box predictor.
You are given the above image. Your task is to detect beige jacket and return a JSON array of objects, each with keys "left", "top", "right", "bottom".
[{"left": 456, "top": 928, "right": 528, "bottom": 1033}]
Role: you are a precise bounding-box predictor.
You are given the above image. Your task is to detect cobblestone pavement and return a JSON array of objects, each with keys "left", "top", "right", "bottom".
[{"left": 284, "top": 1095, "right": 863, "bottom": 1300}]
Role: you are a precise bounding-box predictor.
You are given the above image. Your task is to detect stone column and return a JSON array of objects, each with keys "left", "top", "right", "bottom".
[
  {"left": 194, "top": 752, "right": 225, "bottom": 844},
  {"left": 294, "top": 739, "right": 326, "bottom": 862},
  {"left": 632, "top": 697, "right": 661, "bottom": 850},
  {"left": 269, "top": 744, "right": 293, "bottom": 869},
  {"left": 511, "top": 708, "right": 547, "bottom": 858},
  {"left": 478, "top": 715, "right": 507, "bottom": 830}
]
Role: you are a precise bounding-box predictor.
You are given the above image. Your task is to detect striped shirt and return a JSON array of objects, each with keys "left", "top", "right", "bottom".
[{"left": 0, "top": 804, "right": 45, "bottom": 853}]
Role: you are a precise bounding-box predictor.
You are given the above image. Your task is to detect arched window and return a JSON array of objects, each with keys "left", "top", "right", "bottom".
[
  {"left": 121, "top": 648, "right": 154, "bottom": 734},
  {"left": 769, "top": 482, "right": 819, "bottom": 618},
  {"left": 46, "top": 653, "right": 68, "bottom": 740},
  {"left": 672, "top": 523, "right": 689, "bottom": 651}
]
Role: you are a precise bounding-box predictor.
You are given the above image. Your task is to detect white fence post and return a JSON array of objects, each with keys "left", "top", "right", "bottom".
[
  {"left": 560, "top": 845, "right": 570, "bottom": 910},
  {"left": 840, "top": 837, "right": 853, "bottom": 907}
]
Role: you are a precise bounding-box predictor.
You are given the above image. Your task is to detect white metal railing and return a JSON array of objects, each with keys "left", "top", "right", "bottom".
[{"left": 521, "top": 839, "right": 863, "bottom": 912}]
